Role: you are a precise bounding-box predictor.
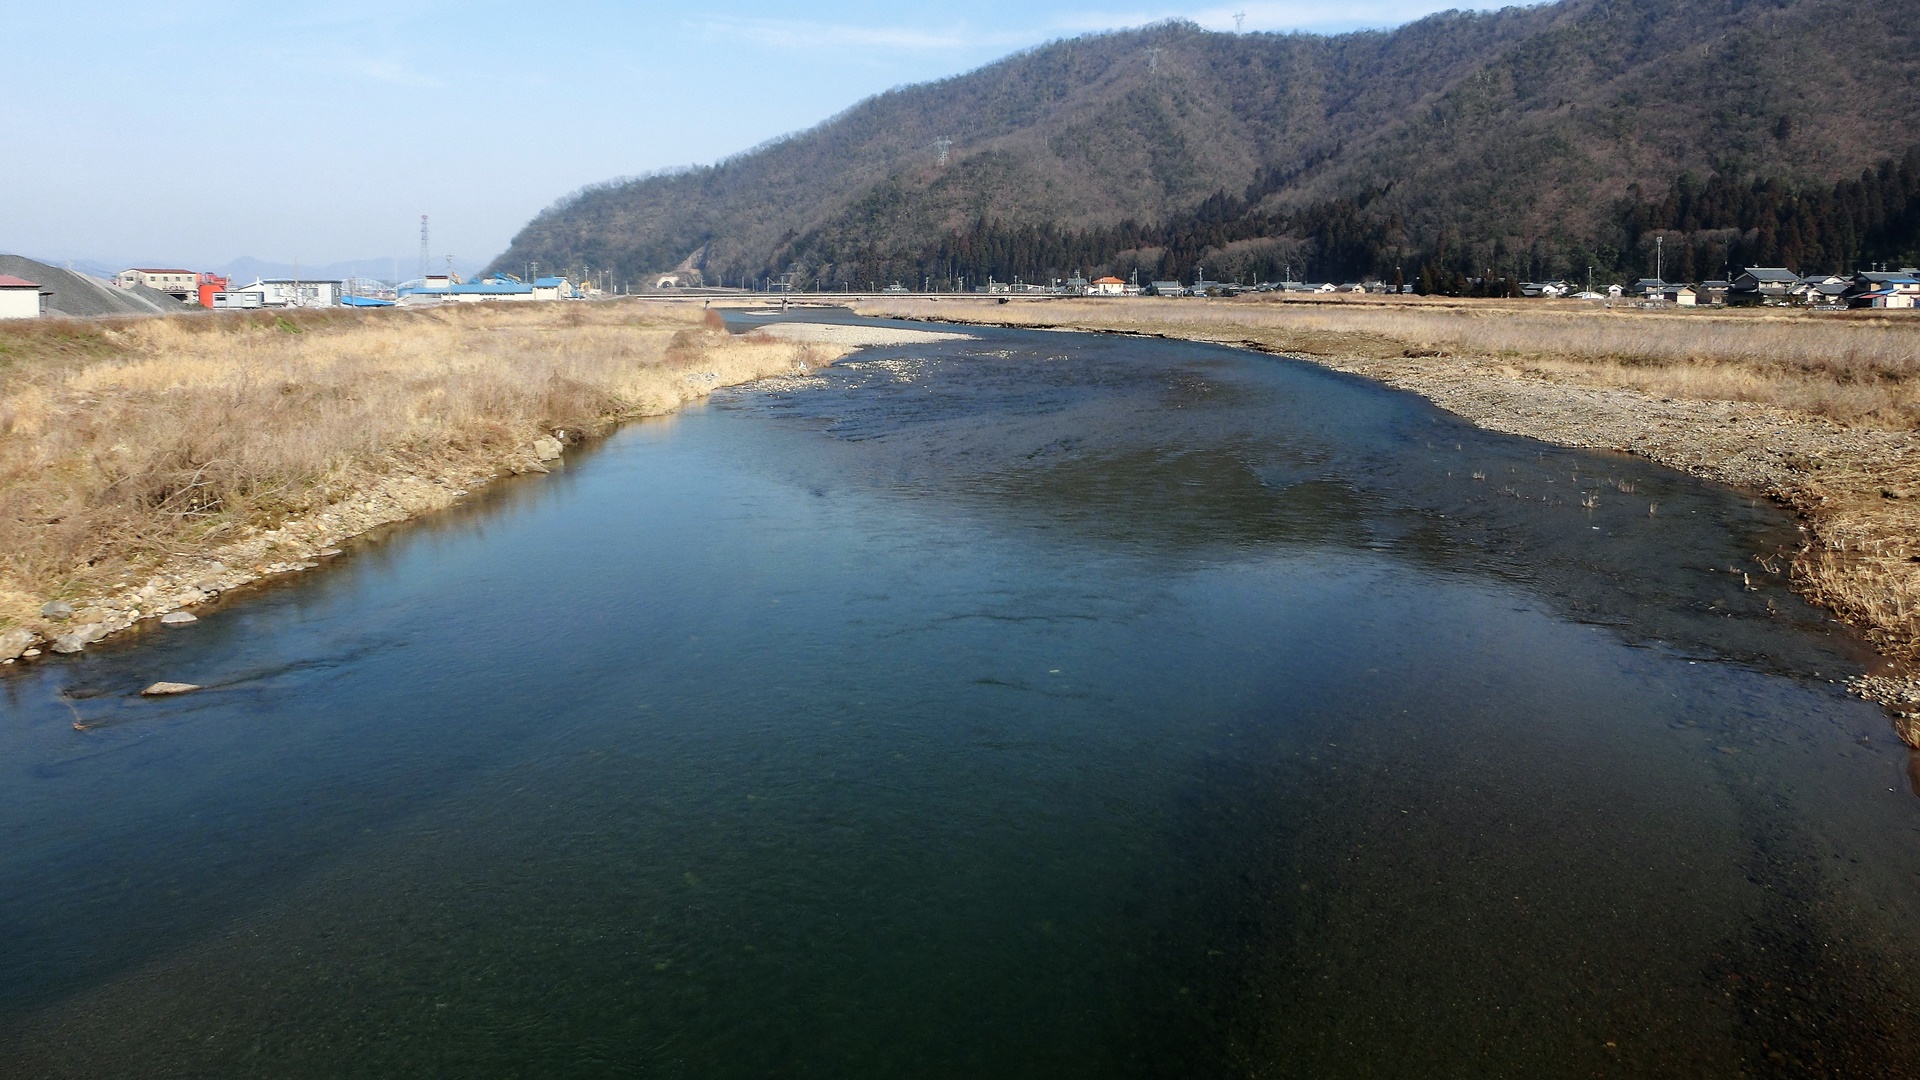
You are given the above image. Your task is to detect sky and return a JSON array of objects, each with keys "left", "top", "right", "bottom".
[{"left": 2, "top": 1, "right": 1514, "bottom": 276}]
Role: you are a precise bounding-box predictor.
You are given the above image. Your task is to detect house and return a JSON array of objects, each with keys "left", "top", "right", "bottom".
[
  {"left": 116, "top": 268, "right": 199, "bottom": 297},
  {"left": 1729, "top": 267, "right": 1799, "bottom": 304},
  {"left": 1696, "top": 280, "right": 1731, "bottom": 305},
  {"left": 1147, "top": 280, "right": 1187, "bottom": 296},
  {"left": 1844, "top": 271, "right": 1920, "bottom": 309},
  {"left": 233, "top": 278, "right": 343, "bottom": 308},
  {"left": 1661, "top": 285, "right": 1697, "bottom": 306},
  {"left": 1089, "top": 276, "right": 1126, "bottom": 296},
  {"left": 0, "top": 274, "right": 51, "bottom": 319},
  {"left": 1630, "top": 278, "right": 1668, "bottom": 298},
  {"left": 1606, "top": 283, "right": 1624, "bottom": 299}
]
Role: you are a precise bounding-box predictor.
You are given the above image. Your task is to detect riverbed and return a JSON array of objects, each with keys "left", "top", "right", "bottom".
[{"left": 2, "top": 318, "right": 1916, "bottom": 1076}]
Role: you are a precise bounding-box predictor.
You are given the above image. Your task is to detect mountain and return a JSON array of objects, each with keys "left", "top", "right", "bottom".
[
  {"left": 221, "top": 256, "right": 488, "bottom": 286},
  {"left": 490, "top": 0, "right": 1920, "bottom": 288}
]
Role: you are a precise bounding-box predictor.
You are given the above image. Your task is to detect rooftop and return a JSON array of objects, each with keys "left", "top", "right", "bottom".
[
  {"left": 0, "top": 274, "right": 43, "bottom": 288},
  {"left": 124, "top": 268, "right": 197, "bottom": 275}
]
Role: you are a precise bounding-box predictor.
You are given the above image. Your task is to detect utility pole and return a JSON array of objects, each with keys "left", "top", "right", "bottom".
[{"left": 1655, "top": 235, "right": 1664, "bottom": 282}]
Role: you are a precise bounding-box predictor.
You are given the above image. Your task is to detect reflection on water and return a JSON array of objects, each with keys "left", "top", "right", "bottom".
[{"left": 2, "top": 320, "right": 1917, "bottom": 1077}]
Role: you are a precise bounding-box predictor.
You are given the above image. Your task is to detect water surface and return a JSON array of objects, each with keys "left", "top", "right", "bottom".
[{"left": 3, "top": 319, "right": 1917, "bottom": 1076}]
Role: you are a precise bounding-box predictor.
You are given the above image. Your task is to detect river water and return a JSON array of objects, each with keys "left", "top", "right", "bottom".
[{"left": 3, "top": 318, "right": 1918, "bottom": 1076}]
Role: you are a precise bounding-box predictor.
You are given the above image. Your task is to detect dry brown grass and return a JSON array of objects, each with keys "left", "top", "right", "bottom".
[
  {"left": 864, "top": 296, "right": 1920, "bottom": 425},
  {"left": 0, "top": 302, "right": 838, "bottom": 634}
]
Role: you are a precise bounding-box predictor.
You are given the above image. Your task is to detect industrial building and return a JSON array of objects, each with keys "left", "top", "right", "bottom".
[
  {"left": 115, "top": 268, "right": 200, "bottom": 298},
  {"left": 227, "top": 279, "right": 344, "bottom": 308},
  {"left": 397, "top": 274, "right": 578, "bottom": 306}
]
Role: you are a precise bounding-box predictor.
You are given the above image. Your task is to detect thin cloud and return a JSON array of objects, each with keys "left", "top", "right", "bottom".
[
  {"left": 1045, "top": 1, "right": 1519, "bottom": 36},
  {"left": 690, "top": 15, "right": 1030, "bottom": 53}
]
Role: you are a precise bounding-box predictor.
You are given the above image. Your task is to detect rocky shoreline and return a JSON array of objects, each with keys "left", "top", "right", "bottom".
[{"left": 0, "top": 439, "right": 565, "bottom": 669}]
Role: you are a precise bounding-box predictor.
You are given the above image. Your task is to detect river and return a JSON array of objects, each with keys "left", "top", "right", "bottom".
[{"left": 2, "top": 317, "right": 1917, "bottom": 1076}]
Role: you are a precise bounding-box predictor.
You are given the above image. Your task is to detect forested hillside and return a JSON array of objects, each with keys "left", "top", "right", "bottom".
[{"left": 492, "top": 0, "right": 1920, "bottom": 287}]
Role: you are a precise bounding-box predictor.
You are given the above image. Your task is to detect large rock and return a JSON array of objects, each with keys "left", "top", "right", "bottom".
[
  {"left": 50, "top": 624, "right": 108, "bottom": 654},
  {"left": 41, "top": 601, "right": 73, "bottom": 620},
  {"left": 0, "top": 628, "right": 34, "bottom": 660},
  {"left": 160, "top": 612, "right": 198, "bottom": 626},
  {"left": 533, "top": 436, "right": 563, "bottom": 461},
  {"left": 141, "top": 682, "right": 201, "bottom": 696}
]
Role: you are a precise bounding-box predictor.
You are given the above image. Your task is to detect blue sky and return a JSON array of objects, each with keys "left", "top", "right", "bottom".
[{"left": 3, "top": 1, "right": 1514, "bottom": 273}]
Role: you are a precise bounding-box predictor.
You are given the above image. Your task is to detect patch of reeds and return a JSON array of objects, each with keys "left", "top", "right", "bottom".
[{"left": 0, "top": 302, "right": 837, "bottom": 630}]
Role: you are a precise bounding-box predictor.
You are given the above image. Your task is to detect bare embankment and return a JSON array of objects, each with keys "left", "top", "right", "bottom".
[
  {"left": 858, "top": 295, "right": 1920, "bottom": 732},
  {"left": 0, "top": 302, "right": 847, "bottom": 663}
]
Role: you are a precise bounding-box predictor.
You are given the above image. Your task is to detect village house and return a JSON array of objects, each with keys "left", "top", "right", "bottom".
[
  {"left": 0, "top": 274, "right": 52, "bottom": 319},
  {"left": 1729, "top": 267, "right": 1799, "bottom": 304},
  {"left": 1696, "top": 280, "right": 1731, "bottom": 305},
  {"left": 1844, "top": 270, "right": 1920, "bottom": 309},
  {"left": 1147, "top": 280, "right": 1187, "bottom": 296},
  {"left": 1089, "top": 276, "right": 1126, "bottom": 296},
  {"left": 1661, "top": 284, "right": 1697, "bottom": 306}
]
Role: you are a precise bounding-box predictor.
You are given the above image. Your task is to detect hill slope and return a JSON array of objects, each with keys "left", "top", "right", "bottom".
[{"left": 492, "top": 0, "right": 1920, "bottom": 287}]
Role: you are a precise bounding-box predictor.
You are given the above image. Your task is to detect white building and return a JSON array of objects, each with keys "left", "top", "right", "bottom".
[
  {"left": 235, "top": 279, "right": 343, "bottom": 308},
  {"left": 0, "top": 274, "right": 51, "bottom": 319},
  {"left": 211, "top": 291, "right": 264, "bottom": 309},
  {"left": 532, "top": 276, "right": 575, "bottom": 301},
  {"left": 1089, "top": 276, "right": 1126, "bottom": 296}
]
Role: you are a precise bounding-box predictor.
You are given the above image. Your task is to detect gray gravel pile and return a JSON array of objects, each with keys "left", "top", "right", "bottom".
[{"left": 0, "top": 254, "right": 191, "bottom": 318}]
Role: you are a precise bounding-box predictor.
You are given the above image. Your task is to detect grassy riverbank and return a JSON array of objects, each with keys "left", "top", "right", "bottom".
[
  {"left": 856, "top": 295, "right": 1920, "bottom": 728},
  {"left": 0, "top": 302, "right": 845, "bottom": 661}
]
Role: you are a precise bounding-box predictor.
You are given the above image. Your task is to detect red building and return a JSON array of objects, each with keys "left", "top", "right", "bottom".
[{"left": 196, "top": 273, "right": 231, "bottom": 309}]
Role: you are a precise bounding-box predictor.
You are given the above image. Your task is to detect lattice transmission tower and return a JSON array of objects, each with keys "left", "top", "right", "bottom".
[{"left": 419, "top": 215, "right": 430, "bottom": 279}]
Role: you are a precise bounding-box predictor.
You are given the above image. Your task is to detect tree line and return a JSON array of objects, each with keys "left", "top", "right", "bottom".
[{"left": 758, "top": 147, "right": 1920, "bottom": 291}]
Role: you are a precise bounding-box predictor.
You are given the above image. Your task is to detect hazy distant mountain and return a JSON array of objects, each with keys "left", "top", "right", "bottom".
[
  {"left": 221, "top": 256, "right": 488, "bottom": 285},
  {"left": 491, "top": 0, "right": 1920, "bottom": 286}
]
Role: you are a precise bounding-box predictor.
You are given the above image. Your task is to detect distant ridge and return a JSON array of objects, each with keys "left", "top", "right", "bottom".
[
  {"left": 491, "top": 0, "right": 1920, "bottom": 286},
  {"left": 221, "top": 256, "right": 488, "bottom": 285}
]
